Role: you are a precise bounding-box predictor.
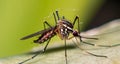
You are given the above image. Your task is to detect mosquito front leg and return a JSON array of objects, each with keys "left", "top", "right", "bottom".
[
  {"left": 81, "top": 36, "right": 98, "bottom": 40},
  {"left": 73, "top": 37, "right": 107, "bottom": 58},
  {"left": 79, "top": 38, "right": 120, "bottom": 47},
  {"left": 72, "top": 16, "right": 109, "bottom": 47},
  {"left": 72, "top": 16, "right": 84, "bottom": 43},
  {"left": 72, "top": 16, "right": 113, "bottom": 48},
  {"left": 72, "top": 16, "right": 80, "bottom": 32}
]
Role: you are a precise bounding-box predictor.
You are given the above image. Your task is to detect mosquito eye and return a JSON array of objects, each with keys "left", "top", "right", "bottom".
[{"left": 73, "top": 31, "right": 78, "bottom": 36}]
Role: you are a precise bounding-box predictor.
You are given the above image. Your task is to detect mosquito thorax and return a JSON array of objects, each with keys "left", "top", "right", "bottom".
[{"left": 62, "top": 19, "right": 73, "bottom": 28}]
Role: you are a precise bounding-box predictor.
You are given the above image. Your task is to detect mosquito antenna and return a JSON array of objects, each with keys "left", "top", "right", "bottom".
[{"left": 56, "top": 11, "right": 60, "bottom": 20}]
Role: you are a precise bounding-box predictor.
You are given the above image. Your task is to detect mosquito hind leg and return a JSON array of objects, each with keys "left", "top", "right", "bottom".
[
  {"left": 43, "top": 21, "right": 52, "bottom": 30},
  {"left": 18, "top": 39, "right": 51, "bottom": 64},
  {"left": 72, "top": 16, "right": 112, "bottom": 48}
]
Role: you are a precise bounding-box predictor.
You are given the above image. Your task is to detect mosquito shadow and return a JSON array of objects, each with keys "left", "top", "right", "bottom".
[{"left": 27, "top": 44, "right": 76, "bottom": 55}]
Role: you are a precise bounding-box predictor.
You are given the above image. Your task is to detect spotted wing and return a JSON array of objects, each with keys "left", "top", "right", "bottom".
[{"left": 20, "top": 28, "right": 51, "bottom": 40}]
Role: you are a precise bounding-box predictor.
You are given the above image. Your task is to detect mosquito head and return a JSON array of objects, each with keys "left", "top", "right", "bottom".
[{"left": 73, "top": 30, "right": 79, "bottom": 36}]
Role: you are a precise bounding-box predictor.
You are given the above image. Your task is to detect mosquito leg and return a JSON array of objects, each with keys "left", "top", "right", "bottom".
[
  {"left": 62, "top": 16, "right": 65, "bottom": 19},
  {"left": 73, "top": 37, "right": 107, "bottom": 58},
  {"left": 72, "top": 16, "right": 91, "bottom": 46},
  {"left": 64, "top": 38, "right": 68, "bottom": 64},
  {"left": 72, "top": 16, "right": 82, "bottom": 40},
  {"left": 18, "top": 39, "right": 51, "bottom": 64},
  {"left": 78, "top": 37, "right": 112, "bottom": 47},
  {"left": 81, "top": 36, "right": 98, "bottom": 40},
  {"left": 43, "top": 38, "right": 51, "bottom": 52},
  {"left": 43, "top": 21, "right": 52, "bottom": 29},
  {"left": 81, "top": 41, "right": 95, "bottom": 46},
  {"left": 72, "top": 16, "right": 80, "bottom": 31},
  {"left": 53, "top": 12, "right": 57, "bottom": 24},
  {"left": 97, "top": 44, "right": 120, "bottom": 47},
  {"left": 72, "top": 16, "right": 95, "bottom": 46},
  {"left": 72, "top": 16, "right": 81, "bottom": 38},
  {"left": 72, "top": 16, "right": 80, "bottom": 28},
  {"left": 56, "top": 11, "right": 60, "bottom": 20},
  {"left": 68, "top": 36, "right": 74, "bottom": 40},
  {"left": 80, "top": 36, "right": 120, "bottom": 47},
  {"left": 72, "top": 16, "right": 111, "bottom": 47},
  {"left": 80, "top": 36, "right": 98, "bottom": 46}
]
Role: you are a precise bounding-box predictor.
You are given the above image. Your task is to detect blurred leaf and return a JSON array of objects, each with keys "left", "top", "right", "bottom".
[{"left": 0, "top": 19, "right": 120, "bottom": 64}]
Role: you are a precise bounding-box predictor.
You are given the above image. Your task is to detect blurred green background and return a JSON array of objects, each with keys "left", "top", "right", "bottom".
[{"left": 0, "top": 0, "right": 105, "bottom": 58}]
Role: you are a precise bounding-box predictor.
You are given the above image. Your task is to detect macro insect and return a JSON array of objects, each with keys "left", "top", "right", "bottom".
[{"left": 19, "top": 11, "right": 108, "bottom": 64}]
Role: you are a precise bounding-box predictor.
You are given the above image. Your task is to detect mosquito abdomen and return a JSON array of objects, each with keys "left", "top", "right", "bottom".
[{"left": 34, "top": 30, "right": 56, "bottom": 44}]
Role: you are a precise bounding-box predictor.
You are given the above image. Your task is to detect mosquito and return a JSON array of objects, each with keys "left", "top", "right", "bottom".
[{"left": 19, "top": 11, "right": 108, "bottom": 64}]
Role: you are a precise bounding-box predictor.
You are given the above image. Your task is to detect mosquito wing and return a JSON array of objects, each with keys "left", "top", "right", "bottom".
[{"left": 20, "top": 28, "right": 51, "bottom": 40}]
